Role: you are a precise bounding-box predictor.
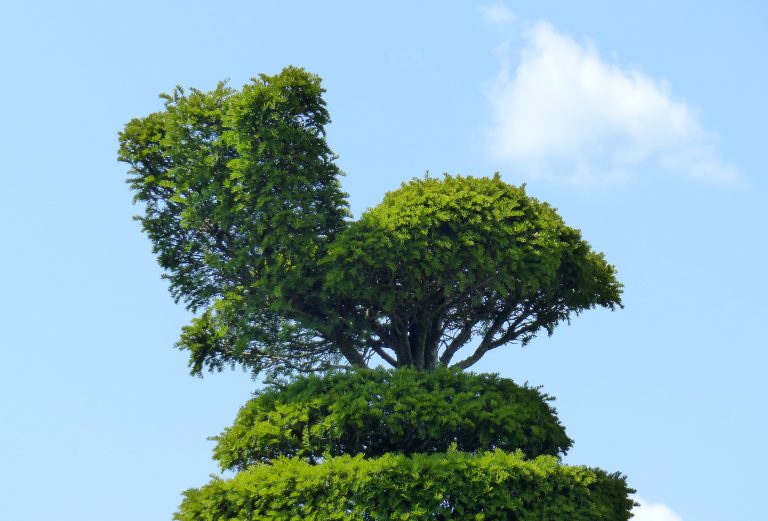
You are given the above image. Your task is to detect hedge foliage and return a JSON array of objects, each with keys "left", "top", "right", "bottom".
[
  {"left": 176, "top": 450, "right": 634, "bottom": 521},
  {"left": 213, "top": 368, "right": 572, "bottom": 470}
]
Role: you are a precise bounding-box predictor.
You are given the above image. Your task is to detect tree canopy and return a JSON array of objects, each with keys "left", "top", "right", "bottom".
[
  {"left": 118, "top": 66, "right": 622, "bottom": 378},
  {"left": 325, "top": 175, "right": 622, "bottom": 371}
]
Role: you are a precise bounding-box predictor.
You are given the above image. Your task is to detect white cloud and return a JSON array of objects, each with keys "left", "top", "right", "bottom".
[
  {"left": 479, "top": 4, "right": 516, "bottom": 25},
  {"left": 632, "top": 497, "right": 683, "bottom": 521},
  {"left": 485, "top": 21, "right": 739, "bottom": 185}
]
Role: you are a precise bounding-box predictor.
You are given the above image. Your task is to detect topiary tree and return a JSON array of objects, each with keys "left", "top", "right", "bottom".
[{"left": 119, "top": 67, "right": 634, "bottom": 520}]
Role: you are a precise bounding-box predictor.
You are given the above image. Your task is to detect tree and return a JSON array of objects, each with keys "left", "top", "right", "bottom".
[
  {"left": 118, "top": 67, "right": 622, "bottom": 379},
  {"left": 120, "top": 68, "right": 634, "bottom": 520}
]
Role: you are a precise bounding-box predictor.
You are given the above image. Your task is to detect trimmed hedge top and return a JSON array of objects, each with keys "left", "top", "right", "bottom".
[
  {"left": 178, "top": 450, "right": 634, "bottom": 521},
  {"left": 213, "top": 368, "right": 572, "bottom": 470}
]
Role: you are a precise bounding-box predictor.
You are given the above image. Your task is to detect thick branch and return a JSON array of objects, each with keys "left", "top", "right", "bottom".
[
  {"left": 439, "top": 319, "right": 476, "bottom": 366},
  {"left": 333, "top": 334, "right": 369, "bottom": 368},
  {"left": 450, "top": 303, "right": 529, "bottom": 370},
  {"left": 369, "top": 342, "right": 399, "bottom": 367},
  {"left": 409, "top": 320, "right": 430, "bottom": 370},
  {"left": 390, "top": 315, "right": 414, "bottom": 366},
  {"left": 423, "top": 316, "right": 443, "bottom": 370}
]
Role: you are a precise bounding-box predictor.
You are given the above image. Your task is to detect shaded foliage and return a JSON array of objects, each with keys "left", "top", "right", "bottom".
[{"left": 118, "top": 67, "right": 359, "bottom": 377}]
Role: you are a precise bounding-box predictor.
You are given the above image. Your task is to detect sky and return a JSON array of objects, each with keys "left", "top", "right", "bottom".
[{"left": 1, "top": 1, "right": 765, "bottom": 520}]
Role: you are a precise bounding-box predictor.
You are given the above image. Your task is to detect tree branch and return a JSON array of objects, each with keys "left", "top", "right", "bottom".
[
  {"left": 439, "top": 318, "right": 476, "bottom": 366},
  {"left": 369, "top": 342, "right": 399, "bottom": 367},
  {"left": 449, "top": 302, "right": 529, "bottom": 370}
]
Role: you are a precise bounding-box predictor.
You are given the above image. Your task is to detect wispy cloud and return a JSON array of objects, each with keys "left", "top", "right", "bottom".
[
  {"left": 632, "top": 497, "right": 683, "bottom": 521},
  {"left": 478, "top": 4, "right": 516, "bottom": 25},
  {"left": 484, "top": 20, "right": 739, "bottom": 186}
]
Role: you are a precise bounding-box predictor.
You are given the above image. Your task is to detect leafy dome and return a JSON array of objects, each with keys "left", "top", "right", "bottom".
[
  {"left": 321, "top": 175, "right": 622, "bottom": 370},
  {"left": 212, "top": 368, "right": 572, "bottom": 470}
]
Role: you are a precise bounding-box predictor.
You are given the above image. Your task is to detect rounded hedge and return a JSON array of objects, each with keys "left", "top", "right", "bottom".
[
  {"left": 177, "top": 450, "right": 634, "bottom": 521},
  {"left": 213, "top": 368, "right": 572, "bottom": 470}
]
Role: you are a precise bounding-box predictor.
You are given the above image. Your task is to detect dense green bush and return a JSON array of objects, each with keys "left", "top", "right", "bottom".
[
  {"left": 213, "top": 368, "right": 572, "bottom": 470},
  {"left": 177, "top": 450, "right": 634, "bottom": 521}
]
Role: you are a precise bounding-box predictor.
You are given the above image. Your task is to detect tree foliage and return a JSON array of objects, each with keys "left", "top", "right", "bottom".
[
  {"left": 118, "top": 67, "right": 358, "bottom": 377},
  {"left": 119, "top": 67, "right": 622, "bottom": 378},
  {"left": 212, "top": 368, "right": 572, "bottom": 470},
  {"left": 176, "top": 449, "right": 634, "bottom": 521},
  {"left": 178, "top": 370, "right": 634, "bottom": 520},
  {"left": 325, "top": 175, "right": 623, "bottom": 370}
]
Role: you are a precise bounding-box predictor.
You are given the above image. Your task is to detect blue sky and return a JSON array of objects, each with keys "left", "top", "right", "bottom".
[{"left": 1, "top": 2, "right": 765, "bottom": 520}]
